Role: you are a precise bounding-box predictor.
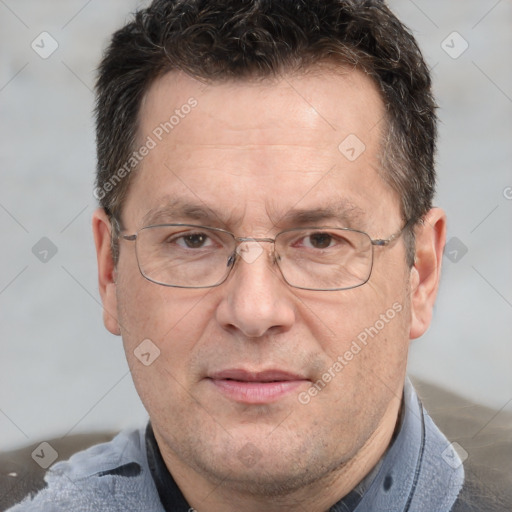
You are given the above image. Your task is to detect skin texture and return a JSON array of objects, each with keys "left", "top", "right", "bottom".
[{"left": 93, "top": 67, "right": 446, "bottom": 512}]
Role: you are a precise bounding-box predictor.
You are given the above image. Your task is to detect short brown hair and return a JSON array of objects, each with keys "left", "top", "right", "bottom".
[{"left": 95, "top": 0, "right": 437, "bottom": 264}]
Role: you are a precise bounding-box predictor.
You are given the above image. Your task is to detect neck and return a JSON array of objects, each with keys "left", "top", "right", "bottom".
[{"left": 153, "top": 395, "right": 402, "bottom": 512}]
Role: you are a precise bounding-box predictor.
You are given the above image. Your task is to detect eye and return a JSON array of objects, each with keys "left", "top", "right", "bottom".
[
  {"left": 303, "top": 232, "right": 335, "bottom": 249},
  {"left": 299, "top": 231, "right": 352, "bottom": 250},
  {"left": 288, "top": 230, "right": 357, "bottom": 253},
  {"left": 167, "top": 231, "right": 216, "bottom": 249}
]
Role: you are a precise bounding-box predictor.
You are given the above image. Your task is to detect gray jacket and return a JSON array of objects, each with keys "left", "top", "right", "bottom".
[{"left": 4, "top": 380, "right": 510, "bottom": 511}]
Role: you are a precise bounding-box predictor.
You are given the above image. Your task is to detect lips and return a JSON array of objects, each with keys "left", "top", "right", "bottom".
[
  {"left": 207, "top": 369, "right": 309, "bottom": 404},
  {"left": 210, "top": 369, "right": 305, "bottom": 382}
]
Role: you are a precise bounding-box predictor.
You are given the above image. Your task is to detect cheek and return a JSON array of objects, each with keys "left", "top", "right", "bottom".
[
  {"left": 115, "top": 263, "right": 215, "bottom": 373},
  {"left": 299, "top": 278, "right": 407, "bottom": 351},
  {"left": 300, "top": 262, "right": 411, "bottom": 397},
  {"left": 115, "top": 277, "right": 217, "bottom": 419}
]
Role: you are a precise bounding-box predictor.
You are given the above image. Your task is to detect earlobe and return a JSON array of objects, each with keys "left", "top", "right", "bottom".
[
  {"left": 409, "top": 208, "right": 446, "bottom": 340},
  {"left": 92, "top": 208, "right": 121, "bottom": 336}
]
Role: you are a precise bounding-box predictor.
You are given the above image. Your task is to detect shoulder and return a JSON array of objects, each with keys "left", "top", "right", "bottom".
[
  {"left": 3, "top": 428, "right": 164, "bottom": 512},
  {"left": 412, "top": 377, "right": 512, "bottom": 511},
  {"left": 450, "top": 466, "right": 512, "bottom": 511}
]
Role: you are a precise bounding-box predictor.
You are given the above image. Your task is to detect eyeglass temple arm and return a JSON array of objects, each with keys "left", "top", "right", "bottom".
[
  {"left": 120, "top": 234, "right": 137, "bottom": 241},
  {"left": 371, "top": 219, "right": 414, "bottom": 247},
  {"left": 371, "top": 236, "right": 397, "bottom": 247},
  {"left": 109, "top": 215, "right": 136, "bottom": 241}
]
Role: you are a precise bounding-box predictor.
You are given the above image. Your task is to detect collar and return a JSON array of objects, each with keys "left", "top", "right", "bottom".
[
  {"left": 335, "top": 377, "right": 464, "bottom": 512},
  {"left": 146, "top": 378, "right": 463, "bottom": 512},
  {"left": 145, "top": 423, "right": 191, "bottom": 511}
]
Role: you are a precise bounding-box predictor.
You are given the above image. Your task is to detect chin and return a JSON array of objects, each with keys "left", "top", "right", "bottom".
[{"left": 191, "top": 438, "right": 347, "bottom": 498}]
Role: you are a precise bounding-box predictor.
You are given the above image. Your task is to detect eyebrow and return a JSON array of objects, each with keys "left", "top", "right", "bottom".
[
  {"left": 273, "top": 202, "right": 366, "bottom": 229},
  {"left": 141, "top": 199, "right": 222, "bottom": 227},
  {"left": 141, "top": 198, "right": 367, "bottom": 231}
]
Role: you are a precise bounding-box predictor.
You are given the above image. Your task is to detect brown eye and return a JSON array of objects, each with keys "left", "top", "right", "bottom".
[
  {"left": 182, "top": 233, "right": 209, "bottom": 248},
  {"left": 307, "top": 233, "right": 334, "bottom": 249}
]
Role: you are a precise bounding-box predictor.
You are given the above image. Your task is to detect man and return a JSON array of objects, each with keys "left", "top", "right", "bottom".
[{"left": 6, "top": 0, "right": 508, "bottom": 510}]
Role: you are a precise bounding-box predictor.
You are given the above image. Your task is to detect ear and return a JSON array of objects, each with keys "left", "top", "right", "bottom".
[
  {"left": 92, "top": 208, "right": 121, "bottom": 336},
  {"left": 409, "top": 208, "right": 446, "bottom": 340}
]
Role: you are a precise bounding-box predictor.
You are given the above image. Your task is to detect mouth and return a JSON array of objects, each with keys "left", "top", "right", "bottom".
[{"left": 207, "top": 369, "right": 309, "bottom": 404}]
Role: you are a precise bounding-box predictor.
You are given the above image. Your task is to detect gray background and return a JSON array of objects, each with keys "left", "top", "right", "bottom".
[{"left": 1, "top": 0, "right": 511, "bottom": 450}]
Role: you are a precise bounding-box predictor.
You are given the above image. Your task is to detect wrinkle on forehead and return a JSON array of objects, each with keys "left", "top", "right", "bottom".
[
  {"left": 140, "top": 196, "right": 367, "bottom": 233},
  {"left": 123, "top": 65, "right": 398, "bottom": 237}
]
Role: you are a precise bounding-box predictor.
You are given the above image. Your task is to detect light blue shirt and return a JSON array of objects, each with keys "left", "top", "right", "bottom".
[
  {"left": 330, "top": 378, "right": 464, "bottom": 511},
  {"left": 7, "top": 378, "right": 464, "bottom": 511}
]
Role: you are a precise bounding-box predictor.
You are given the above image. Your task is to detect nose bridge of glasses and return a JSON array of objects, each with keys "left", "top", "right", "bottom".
[
  {"left": 234, "top": 236, "right": 276, "bottom": 265},
  {"left": 235, "top": 236, "right": 275, "bottom": 244}
]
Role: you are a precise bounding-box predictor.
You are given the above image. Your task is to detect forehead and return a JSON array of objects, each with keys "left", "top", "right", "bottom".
[
  {"left": 139, "top": 66, "right": 384, "bottom": 146},
  {"left": 124, "top": 67, "right": 398, "bottom": 232}
]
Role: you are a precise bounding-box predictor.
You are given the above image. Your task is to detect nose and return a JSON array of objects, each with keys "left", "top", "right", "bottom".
[{"left": 215, "top": 240, "right": 296, "bottom": 338}]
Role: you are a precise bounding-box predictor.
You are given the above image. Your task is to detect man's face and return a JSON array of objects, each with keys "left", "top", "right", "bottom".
[{"left": 97, "top": 67, "right": 424, "bottom": 496}]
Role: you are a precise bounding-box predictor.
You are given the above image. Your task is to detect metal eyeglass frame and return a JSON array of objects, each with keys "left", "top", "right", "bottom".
[{"left": 115, "top": 219, "right": 412, "bottom": 291}]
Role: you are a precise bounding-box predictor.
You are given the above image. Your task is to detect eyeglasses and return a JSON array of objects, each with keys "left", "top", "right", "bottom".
[{"left": 117, "top": 222, "right": 410, "bottom": 291}]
